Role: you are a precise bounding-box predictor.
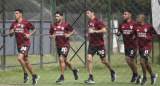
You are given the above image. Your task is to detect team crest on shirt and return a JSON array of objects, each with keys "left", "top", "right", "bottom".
[
  {"left": 21, "top": 24, "right": 24, "bottom": 28},
  {"left": 54, "top": 28, "right": 56, "bottom": 30},
  {"left": 61, "top": 27, "right": 64, "bottom": 30},
  {"left": 130, "top": 26, "right": 133, "bottom": 29},
  {"left": 122, "top": 26, "right": 124, "bottom": 28},
  {"left": 144, "top": 28, "right": 147, "bottom": 32}
]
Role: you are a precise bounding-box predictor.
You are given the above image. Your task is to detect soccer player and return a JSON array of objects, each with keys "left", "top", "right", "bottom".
[
  {"left": 117, "top": 10, "right": 141, "bottom": 83},
  {"left": 84, "top": 9, "right": 116, "bottom": 83},
  {"left": 9, "top": 9, "right": 40, "bottom": 85},
  {"left": 49, "top": 11, "right": 79, "bottom": 84},
  {"left": 132, "top": 14, "right": 158, "bottom": 85}
]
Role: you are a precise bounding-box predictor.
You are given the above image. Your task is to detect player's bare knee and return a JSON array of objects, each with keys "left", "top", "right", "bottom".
[
  {"left": 18, "top": 58, "right": 23, "bottom": 62},
  {"left": 87, "top": 58, "right": 92, "bottom": 63},
  {"left": 25, "top": 61, "right": 29, "bottom": 64}
]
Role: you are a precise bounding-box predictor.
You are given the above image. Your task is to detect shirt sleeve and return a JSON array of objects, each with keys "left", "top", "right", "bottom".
[
  {"left": 97, "top": 19, "right": 105, "bottom": 29},
  {"left": 27, "top": 21, "right": 35, "bottom": 30},
  {"left": 66, "top": 24, "right": 73, "bottom": 32},
  {"left": 148, "top": 25, "right": 157, "bottom": 40},
  {"left": 49, "top": 25, "right": 54, "bottom": 35},
  {"left": 10, "top": 23, "right": 14, "bottom": 30},
  {"left": 118, "top": 24, "right": 122, "bottom": 33}
]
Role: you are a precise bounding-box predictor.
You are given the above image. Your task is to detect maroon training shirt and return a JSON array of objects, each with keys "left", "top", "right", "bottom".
[
  {"left": 88, "top": 17, "right": 105, "bottom": 46},
  {"left": 49, "top": 21, "right": 73, "bottom": 48},
  {"left": 118, "top": 20, "right": 138, "bottom": 49},
  {"left": 135, "top": 23, "right": 157, "bottom": 51},
  {"left": 10, "top": 19, "right": 35, "bottom": 48}
]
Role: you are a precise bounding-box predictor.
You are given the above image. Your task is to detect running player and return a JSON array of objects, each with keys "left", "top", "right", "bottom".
[
  {"left": 9, "top": 9, "right": 40, "bottom": 85},
  {"left": 84, "top": 9, "right": 116, "bottom": 83},
  {"left": 132, "top": 14, "right": 158, "bottom": 85},
  {"left": 49, "top": 11, "right": 79, "bottom": 84},
  {"left": 117, "top": 10, "right": 141, "bottom": 84}
]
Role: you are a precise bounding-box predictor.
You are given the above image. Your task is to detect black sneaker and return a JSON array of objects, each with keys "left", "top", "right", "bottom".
[
  {"left": 131, "top": 74, "right": 138, "bottom": 82},
  {"left": 73, "top": 69, "right": 79, "bottom": 80},
  {"left": 32, "top": 74, "right": 40, "bottom": 85},
  {"left": 111, "top": 70, "right": 116, "bottom": 82},
  {"left": 141, "top": 77, "right": 147, "bottom": 85},
  {"left": 151, "top": 74, "right": 158, "bottom": 85},
  {"left": 84, "top": 77, "right": 94, "bottom": 83},
  {"left": 56, "top": 75, "right": 64, "bottom": 84},
  {"left": 136, "top": 75, "right": 142, "bottom": 84},
  {"left": 24, "top": 73, "right": 29, "bottom": 83}
]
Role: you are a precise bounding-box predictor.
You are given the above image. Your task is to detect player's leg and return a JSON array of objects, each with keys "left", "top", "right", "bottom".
[
  {"left": 84, "top": 45, "right": 96, "bottom": 83},
  {"left": 84, "top": 54, "right": 94, "bottom": 83},
  {"left": 125, "top": 49, "right": 140, "bottom": 83},
  {"left": 140, "top": 50, "right": 148, "bottom": 85},
  {"left": 18, "top": 53, "right": 27, "bottom": 74},
  {"left": 101, "top": 58, "right": 116, "bottom": 82},
  {"left": 24, "top": 57, "right": 40, "bottom": 85},
  {"left": 143, "top": 50, "right": 158, "bottom": 85},
  {"left": 64, "top": 59, "right": 79, "bottom": 80},
  {"left": 97, "top": 45, "right": 116, "bottom": 82}
]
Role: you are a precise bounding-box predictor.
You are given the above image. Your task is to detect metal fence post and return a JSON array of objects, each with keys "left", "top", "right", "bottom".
[
  {"left": 40, "top": 0, "right": 43, "bottom": 68},
  {"left": 84, "top": 0, "right": 87, "bottom": 68},
  {"left": 2, "top": 0, "right": 6, "bottom": 72},
  {"left": 107, "top": 0, "right": 111, "bottom": 62},
  {"left": 52, "top": 0, "right": 57, "bottom": 62}
]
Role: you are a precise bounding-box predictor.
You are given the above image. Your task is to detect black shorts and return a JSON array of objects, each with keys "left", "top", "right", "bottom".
[
  {"left": 139, "top": 50, "right": 151, "bottom": 61},
  {"left": 57, "top": 46, "right": 70, "bottom": 58},
  {"left": 88, "top": 44, "right": 105, "bottom": 58},
  {"left": 125, "top": 48, "right": 137, "bottom": 58},
  {"left": 17, "top": 45, "right": 30, "bottom": 57}
]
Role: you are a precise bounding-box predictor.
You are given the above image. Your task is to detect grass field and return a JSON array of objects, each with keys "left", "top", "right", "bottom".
[{"left": 0, "top": 42, "right": 160, "bottom": 86}]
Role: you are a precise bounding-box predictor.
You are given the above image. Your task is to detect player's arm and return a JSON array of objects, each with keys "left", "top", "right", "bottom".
[
  {"left": 146, "top": 26, "right": 158, "bottom": 41},
  {"left": 117, "top": 25, "right": 122, "bottom": 36},
  {"left": 65, "top": 29, "right": 75, "bottom": 38},
  {"left": 25, "top": 28, "right": 36, "bottom": 39},
  {"left": 89, "top": 27, "right": 106, "bottom": 34},
  {"left": 9, "top": 29, "right": 15, "bottom": 37}
]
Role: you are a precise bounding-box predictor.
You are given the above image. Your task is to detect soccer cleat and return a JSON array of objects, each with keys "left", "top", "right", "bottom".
[
  {"left": 84, "top": 77, "right": 95, "bottom": 83},
  {"left": 32, "top": 74, "right": 40, "bottom": 85},
  {"left": 141, "top": 77, "right": 147, "bottom": 85},
  {"left": 24, "top": 73, "right": 29, "bottom": 83},
  {"left": 56, "top": 75, "right": 64, "bottom": 84},
  {"left": 73, "top": 69, "right": 79, "bottom": 80},
  {"left": 136, "top": 75, "right": 142, "bottom": 84},
  {"left": 151, "top": 74, "right": 158, "bottom": 85},
  {"left": 131, "top": 74, "right": 138, "bottom": 83},
  {"left": 111, "top": 70, "right": 116, "bottom": 82}
]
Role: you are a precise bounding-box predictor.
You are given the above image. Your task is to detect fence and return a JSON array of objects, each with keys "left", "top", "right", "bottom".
[{"left": 0, "top": 0, "right": 160, "bottom": 71}]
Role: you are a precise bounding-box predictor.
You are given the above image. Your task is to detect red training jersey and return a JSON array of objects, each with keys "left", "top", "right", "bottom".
[
  {"left": 49, "top": 21, "right": 73, "bottom": 48},
  {"left": 135, "top": 23, "right": 157, "bottom": 51},
  {"left": 118, "top": 20, "right": 138, "bottom": 49},
  {"left": 88, "top": 17, "right": 105, "bottom": 46},
  {"left": 10, "top": 19, "right": 35, "bottom": 48}
]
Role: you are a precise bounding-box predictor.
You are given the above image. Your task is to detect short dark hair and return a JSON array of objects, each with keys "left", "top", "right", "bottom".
[
  {"left": 15, "top": 9, "right": 23, "bottom": 14},
  {"left": 124, "top": 10, "right": 132, "bottom": 14},
  {"left": 55, "top": 11, "right": 63, "bottom": 16},
  {"left": 86, "top": 8, "right": 94, "bottom": 13}
]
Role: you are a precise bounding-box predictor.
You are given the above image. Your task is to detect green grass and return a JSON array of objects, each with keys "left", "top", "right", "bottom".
[{"left": 0, "top": 41, "right": 160, "bottom": 86}]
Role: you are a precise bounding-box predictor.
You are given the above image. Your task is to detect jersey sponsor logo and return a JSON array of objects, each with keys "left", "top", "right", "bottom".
[
  {"left": 144, "top": 28, "right": 147, "bottom": 32},
  {"left": 137, "top": 32, "right": 146, "bottom": 37},
  {"left": 21, "top": 24, "right": 24, "bottom": 28},
  {"left": 122, "top": 30, "right": 132, "bottom": 34},
  {"left": 130, "top": 26, "right": 133, "bottom": 29},
  {"left": 55, "top": 31, "right": 64, "bottom": 36},
  {"left": 15, "top": 28, "right": 24, "bottom": 33}
]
